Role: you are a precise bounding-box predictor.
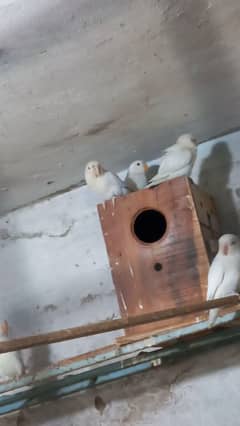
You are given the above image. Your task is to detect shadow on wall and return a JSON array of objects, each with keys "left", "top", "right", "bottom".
[
  {"left": 0, "top": 182, "right": 51, "bottom": 375},
  {"left": 7, "top": 302, "right": 51, "bottom": 375},
  {"left": 198, "top": 141, "right": 240, "bottom": 235}
]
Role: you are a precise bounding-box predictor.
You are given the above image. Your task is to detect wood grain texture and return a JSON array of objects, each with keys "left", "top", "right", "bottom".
[{"left": 98, "top": 177, "right": 221, "bottom": 338}]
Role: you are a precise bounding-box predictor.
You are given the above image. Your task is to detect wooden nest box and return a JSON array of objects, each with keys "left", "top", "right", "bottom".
[{"left": 98, "top": 176, "right": 220, "bottom": 339}]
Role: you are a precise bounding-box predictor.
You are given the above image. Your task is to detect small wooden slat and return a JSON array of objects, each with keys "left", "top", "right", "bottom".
[{"left": 0, "top": 296, "right": 238, "bottom": 354}]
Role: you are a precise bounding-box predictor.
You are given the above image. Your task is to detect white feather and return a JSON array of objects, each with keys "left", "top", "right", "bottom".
[
  {"left": 125, "top": 160, "right": 148, "bottom": 191},
  {"left": 0, "top": 336, "right": 23, "bottom": 380},
  {"left": 85, "top": 161, "right": 128, "bottom": 201},
  {"left": 207, "top": 234, "right": 240, "bottom": 327},
  {"left": 146, "top": 134, "right": 197, "bottom": 187}
]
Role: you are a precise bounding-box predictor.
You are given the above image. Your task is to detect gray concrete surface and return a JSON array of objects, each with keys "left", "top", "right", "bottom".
[
  {"left": 2, "top": 343, "right": 240, "bottom": 425},
  {"left": 1, "top": 0, "right": 240, "bottom": 214}
]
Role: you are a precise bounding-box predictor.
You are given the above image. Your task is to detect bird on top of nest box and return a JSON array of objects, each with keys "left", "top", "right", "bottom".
[
  {"left": 146, "top": 134, "right": 197, "bottom": 188},
  {"left": 0, "top": 320, "right": 24, "bottom": 380},
  {"left": 85, "top": 161, "right": 129, "bottom": 201},
  {"left": 125, "top": 160, "right": 149, "bottom": 192},
  {"left": 207, "top": 234, "right": 240, "bottom": 327}
]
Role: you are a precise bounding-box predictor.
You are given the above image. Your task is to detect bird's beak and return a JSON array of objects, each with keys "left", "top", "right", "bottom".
[
  {"left": 95, "top": 164, "right": 104, "bottom": 177},
  {"left": 223, "top": 244, "right": 229, "bottom": 256},
  {"left": 92, "top": 165, "right": 99, "bottom": 178},
  {"left": 144, "top": 163, "right": 149, "bottom": 173},
  {"left": 93, "top": 164, "right": 100, "bottom": 177}
]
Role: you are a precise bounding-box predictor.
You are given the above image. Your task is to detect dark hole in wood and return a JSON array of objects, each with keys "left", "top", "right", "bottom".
[
  {"left": 154, "top": 262, "right": 162, "bottom": 271},
  {"left": 133, "top": 209, "right": 167, "bottom": 243}
]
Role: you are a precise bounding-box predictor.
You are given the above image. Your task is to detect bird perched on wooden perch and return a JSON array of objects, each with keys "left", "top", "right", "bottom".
[
  {"left": 125, "top": 160, "right": 149, "bottom": 192},
  {"left": 0, "top": 320, "right": 24, "bottom": 381},
  {"left": 146, "top": 134, "right": 197, "bottom": 187},
  {"left": 207, "top": 234, "right": 240, "bottom": 327},
  {"left": 85, "top": 161, "right": 128, "bottom": 201}
]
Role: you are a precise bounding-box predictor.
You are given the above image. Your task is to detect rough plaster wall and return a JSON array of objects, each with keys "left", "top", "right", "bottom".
[
  {"left": 0, "top": 133, "right": 240, "bottom": 424},
  {"left": 1, "top": 0, "right": 240, "bottom": 213},
  {"left": 2, "top": 344, "right": 240, "bottom": 426},
  {"left": 0, "top": 183, "right": 122, "bottom": 370}
]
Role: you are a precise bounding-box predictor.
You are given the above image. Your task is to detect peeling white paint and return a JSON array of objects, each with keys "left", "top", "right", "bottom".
[
  {"left": 152, "top": 358, "right": 162, "bottom": 367},
  {"left": 128, "top": 262, "right": 134, "bottom": 278},
  {"left": 111, "top": 197, "right": 116, "bottom": 208},
  {"left": 119, "top": 292, "right": 127, "bottom": 312}
]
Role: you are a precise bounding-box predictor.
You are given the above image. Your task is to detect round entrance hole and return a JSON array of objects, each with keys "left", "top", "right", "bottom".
[
  {"left": 133, "top": 209, "right": 167, "bottom": 243},
  {"left": 154, "top": 262, "right": 163, "bottom": 271}
]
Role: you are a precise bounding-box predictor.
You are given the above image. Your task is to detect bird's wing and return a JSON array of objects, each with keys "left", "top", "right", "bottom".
[
  {"left": 124, "top": 174, "right": 138, "bottom": 192},
  {"left": 146, "top": 165, "right": 159, "bottom": 182},
  {"left": 105, "top": 171, "right": 123, "bottom": 186},
  {"left": 207, "top": 256, "right": 225, "bottom": 300},
  {"left": 215, "top": 269, "right": 240, "bottom": 297},
  {"left": 105, "top": 172, "right": 128, "bottom": 195},
  {"left": 158, "top": 147, "right": 193, "bottom": 176},
  {"left": 208, "top": 267, "right": 240, "bottom": 327},
  {"left": 147, "top": 148, "right": 193, "bottom": 186}
]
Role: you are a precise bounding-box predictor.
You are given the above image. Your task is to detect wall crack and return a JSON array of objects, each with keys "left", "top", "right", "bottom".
[{"left": 0, "top": 221, "right": 76, "bottom": 240}]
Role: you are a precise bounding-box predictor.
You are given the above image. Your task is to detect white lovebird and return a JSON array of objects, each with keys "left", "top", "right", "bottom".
[
  {"left": 146, "top": 134, "right": 197, "bottom": 187},
  {"left": 207, "top": 234, "right": 240, "bottom": 327},
  {"left": 85, "top": 161, "right": 128, "bottom": 201},
  {"left": 0, "top": 320, "right": 24, "bottom": 381},
  {"left": 125, "top": 160, "right": 149, "bottom": 192}
]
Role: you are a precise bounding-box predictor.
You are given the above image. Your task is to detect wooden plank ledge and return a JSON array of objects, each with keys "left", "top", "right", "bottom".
[{"left": 0, "top": 295, "right": 238, "bottom": 354}]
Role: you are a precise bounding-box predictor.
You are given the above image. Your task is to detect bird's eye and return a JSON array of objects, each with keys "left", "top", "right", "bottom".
[
  {"left": 231, "top": 241, "right": 236, "bottom": 245},
  {"left": 136, "top": 162, "right": 141, "bottom": 166}
]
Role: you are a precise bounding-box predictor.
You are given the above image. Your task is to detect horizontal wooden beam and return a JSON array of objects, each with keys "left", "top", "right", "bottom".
[{"left": 0, "top": 295, "right": 238, "bottom": 354}]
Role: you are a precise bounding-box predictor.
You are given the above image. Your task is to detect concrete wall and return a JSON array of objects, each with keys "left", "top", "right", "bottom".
[
  {"left": 2, "top": 0, "right": 240, "bottom": 214},
  {"left": 1, "top": 132, "right": 240, "bottom": 424},
  {"left": 4, "top": 343, "right": 240, "bottom": 426}
]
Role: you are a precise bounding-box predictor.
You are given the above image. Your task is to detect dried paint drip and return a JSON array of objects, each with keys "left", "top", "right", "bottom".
[
  {"left": 138, "top": 301, "right": 144, "bottom": 310},
  {"left": 120, "top": 292, "right": 127, "bottom": 311},
  {"left": 128, "top": 262, "right": 134, "bottom": 278},
  {"left": 112, "top": 197, "right": 116, "bottom": 208},
  {"left": 186, "top": 194, "right": 194, "bottom": 210},
  {"left": 147, "top": 337, "right": 157, "bottom": 347},
  {"left": 152, "top": 358, "right": 162, "bottom": 367}
]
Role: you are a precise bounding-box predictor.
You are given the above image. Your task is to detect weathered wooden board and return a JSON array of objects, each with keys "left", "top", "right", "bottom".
[{"left": 98, "top": 177, "right": 221, "bottom": 338}]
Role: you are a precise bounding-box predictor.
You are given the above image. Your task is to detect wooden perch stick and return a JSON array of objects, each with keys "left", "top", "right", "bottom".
[{"left": 0, "top": 295, "right": 238, "bottom": 354}]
